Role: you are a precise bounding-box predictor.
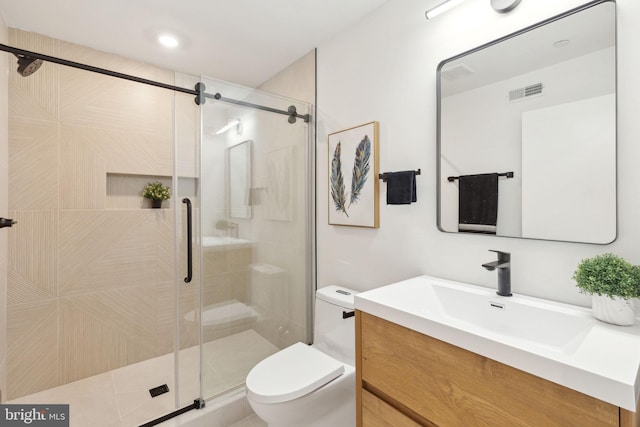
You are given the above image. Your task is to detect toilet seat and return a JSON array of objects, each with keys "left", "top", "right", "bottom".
[{"left": 246, "top": 342, "right": 345, "bottom": 404}]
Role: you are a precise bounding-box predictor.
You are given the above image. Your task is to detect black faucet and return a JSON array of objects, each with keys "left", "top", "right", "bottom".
[{"left": 482, "top": 250, "right": 512, "bottom": 297}]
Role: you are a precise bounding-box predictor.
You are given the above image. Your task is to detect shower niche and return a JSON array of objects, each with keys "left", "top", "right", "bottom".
[{"left": 105, "top": 173, "right": 198, "bottom": 210}]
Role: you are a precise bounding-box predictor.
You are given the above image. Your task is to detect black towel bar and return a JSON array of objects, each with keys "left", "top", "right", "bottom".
[
  {"left": 379, "top": 169, "right": 421, "bottom": 182},
  {"left": 448, "top": 171, "right": 514, "bottom": 182}
]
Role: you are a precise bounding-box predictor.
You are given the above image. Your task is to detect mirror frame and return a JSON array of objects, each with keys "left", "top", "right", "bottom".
[{"left": 436, "top": 0, "right": 617, "bottom": 244}]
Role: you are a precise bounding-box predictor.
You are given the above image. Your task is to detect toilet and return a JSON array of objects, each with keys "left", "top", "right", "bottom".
[{"left": 246, "top": 285, "right": 358, "bottom": 427}]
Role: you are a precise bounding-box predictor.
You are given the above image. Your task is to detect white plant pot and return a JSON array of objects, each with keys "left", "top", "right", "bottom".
[{"left": 591, "top": 294, "right": 636, "bottom": 326}]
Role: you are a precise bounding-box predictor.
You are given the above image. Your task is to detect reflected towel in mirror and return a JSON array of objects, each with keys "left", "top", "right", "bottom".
[{"left": 458, "top": 173, "right": 498, "bottom": 234}]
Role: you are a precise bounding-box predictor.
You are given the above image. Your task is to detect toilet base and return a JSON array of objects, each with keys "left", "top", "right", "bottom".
[{"left": 262, "top": 399, "right": 354, "bottom": 427}]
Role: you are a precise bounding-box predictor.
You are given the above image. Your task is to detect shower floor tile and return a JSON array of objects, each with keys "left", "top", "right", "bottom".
[
  {"left": 7, "top": 329, "right": 278, "bottom": 427},
  {"left": 202, "top": 330, "right": 279, "bottom": 399}
]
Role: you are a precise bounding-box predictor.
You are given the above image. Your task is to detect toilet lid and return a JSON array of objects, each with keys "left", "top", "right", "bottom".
[{"left": 246, "top": 342, "right": 345, "bottom": 404}]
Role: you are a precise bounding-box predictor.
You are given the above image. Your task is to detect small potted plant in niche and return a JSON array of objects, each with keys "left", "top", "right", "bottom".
[
  {"left": 142, "top": 181, "right": 171, "bottom": 208},
  {"left": 572, "top": 253, "right": 640, "bottom": 326}
]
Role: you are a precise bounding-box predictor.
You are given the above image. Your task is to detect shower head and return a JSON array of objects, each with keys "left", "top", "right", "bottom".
[{"left": 14, "top": 53, "right": 43, "bottom": 77}]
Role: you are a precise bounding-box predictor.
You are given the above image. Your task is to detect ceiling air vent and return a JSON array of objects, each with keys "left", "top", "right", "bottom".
[{"left": 508, "top": 82, "right": 543, "bottom": 101}]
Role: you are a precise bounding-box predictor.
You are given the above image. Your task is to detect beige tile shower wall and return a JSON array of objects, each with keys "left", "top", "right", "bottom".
[
  {"left": 6, "top": 29, "right": 179, "bottom": 400},
  {"left": 201, "top": 245, "right": 255, "bottom": 345}
]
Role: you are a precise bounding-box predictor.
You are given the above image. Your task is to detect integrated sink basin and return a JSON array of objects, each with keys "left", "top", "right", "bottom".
[
  {"left": 355, "top": 275, "right": 640, "bottom": 411},
  {"left": 427, "top": 280, "right": 596, "bottom": 354}
]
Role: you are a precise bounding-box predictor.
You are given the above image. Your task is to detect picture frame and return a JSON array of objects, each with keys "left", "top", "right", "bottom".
[{"left": 328, "top": 121, "right": 379, "bottom": 228}]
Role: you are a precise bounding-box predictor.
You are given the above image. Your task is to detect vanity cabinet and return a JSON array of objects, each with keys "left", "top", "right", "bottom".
[
  {"left": 355, "top": 311, "right": 640, "bottom": 427},
  {"left": 362, "top": 388, "right": 422, "bottom": 427}
]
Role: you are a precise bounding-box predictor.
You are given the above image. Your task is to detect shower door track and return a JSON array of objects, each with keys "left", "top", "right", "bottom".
[
  {"left": 0, "top": 43, "right": 311, "bottom": 123},
  {"left": 139, "top": 398, "right": 205, "bottom": 427}
]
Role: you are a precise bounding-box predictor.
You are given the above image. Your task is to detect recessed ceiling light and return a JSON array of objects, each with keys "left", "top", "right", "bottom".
[
  {"left": 553, "top": 39, "right": 570, "bottom": 48},
  {"left": 158, "top": 34, "right": 179, "bottom": 48}
]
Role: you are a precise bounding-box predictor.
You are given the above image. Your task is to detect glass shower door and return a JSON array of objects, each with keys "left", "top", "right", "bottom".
[
  {"left": 174, "top": 74, "right": 204, "bottom": 409},
  {"left": 198, "top": 76, "right": 313, "bottom": 400}
]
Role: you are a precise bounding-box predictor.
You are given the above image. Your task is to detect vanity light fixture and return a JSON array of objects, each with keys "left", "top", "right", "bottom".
[
  {"left": 491, "top": 0, "right": 522, "bottom": 14},
  {"left": 426, "top": 0, "right": 521, "bottom": 19},
  {"left": 158, "top": 34, "right": 179, "bottom": 48},
  {"left": 216, "top": 119, "right": 242, "bottom": 135},
  {"left": 425, "top": 0, "right": 466, "bottom": 19}
]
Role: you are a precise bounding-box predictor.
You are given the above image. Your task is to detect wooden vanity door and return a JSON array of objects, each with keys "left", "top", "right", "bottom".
[{"left": 356, "top": 310, "right": 620, "bottom": 427}]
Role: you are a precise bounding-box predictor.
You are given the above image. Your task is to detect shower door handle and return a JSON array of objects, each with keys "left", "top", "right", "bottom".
[
  {"left": 0, "top": 218, "right": 16, "bottom": 229},
  {"left": 182, "top": 198, "right": 193, "bottom": 283}
]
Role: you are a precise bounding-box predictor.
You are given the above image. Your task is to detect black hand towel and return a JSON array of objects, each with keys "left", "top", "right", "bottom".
[
  {"left": 386, "top": 171, "right": 417, "bottom": 205},
  {"left": 458, "top": 173, "right": 498, "bottom": 234}
]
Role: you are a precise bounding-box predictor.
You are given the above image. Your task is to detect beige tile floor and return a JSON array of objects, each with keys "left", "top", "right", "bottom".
[
  {"left": 228, "top": 414, "right": 266, "bottom": 427},
  {"left": 8, "top": 329, "right": 276, "bottom": 427}
]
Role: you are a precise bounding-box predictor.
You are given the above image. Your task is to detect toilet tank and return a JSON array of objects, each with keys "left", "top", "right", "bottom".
[{"left": 313, "top": 285, "right": 359, "bottom": 365}]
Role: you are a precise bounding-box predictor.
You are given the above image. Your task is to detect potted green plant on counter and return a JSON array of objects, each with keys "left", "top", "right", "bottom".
[
  {"left": 142, "top": 181, "right": 171, "bottom": 208},
  {"left": 572, "top": 253, "right": 640, "bottom": 326}
]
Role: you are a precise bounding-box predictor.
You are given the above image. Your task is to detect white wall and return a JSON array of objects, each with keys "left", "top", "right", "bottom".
[
  {"left": 0, "top": 9, "right": 8, "bottom": 402},
  {"left": 316, "top": 0, "right": 640, "bottom": 307}
]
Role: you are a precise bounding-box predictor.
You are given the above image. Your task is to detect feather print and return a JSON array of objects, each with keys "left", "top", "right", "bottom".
[
  {"left": 330, "top": 142, "right": 349, "bottom": 216},
  {"left": 349, "top": 135, "right": 371, "bottom": 207}
]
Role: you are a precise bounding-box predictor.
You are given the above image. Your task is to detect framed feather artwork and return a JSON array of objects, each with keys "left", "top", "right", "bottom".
[{"left": 328, "top": 121, "right": 379, "bottom": 228}]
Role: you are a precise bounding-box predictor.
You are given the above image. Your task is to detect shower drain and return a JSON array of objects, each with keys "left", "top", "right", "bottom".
[{"left": 149, "top": 384, "right": 170, "bottom": 398}]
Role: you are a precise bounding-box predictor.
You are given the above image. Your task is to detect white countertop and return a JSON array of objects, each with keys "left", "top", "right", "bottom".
[{"left": 354, "top": 275, "right": 640, "bottom": 411}]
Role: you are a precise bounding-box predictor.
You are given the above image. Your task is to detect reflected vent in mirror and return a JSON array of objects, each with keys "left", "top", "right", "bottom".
[
  {"left": 441, "top": 63, "right": 474, "bottom": 80},
  {"left": 509, "top": 82, "right": 543, "bottom": 101}
]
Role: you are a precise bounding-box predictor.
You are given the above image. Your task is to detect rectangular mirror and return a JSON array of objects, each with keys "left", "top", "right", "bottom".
[
  {"left": 437, "top": 0, "right": 616, "bottom": 244},
  {"left": 227, "top": 139, "right": 252, "bottom": 219}
]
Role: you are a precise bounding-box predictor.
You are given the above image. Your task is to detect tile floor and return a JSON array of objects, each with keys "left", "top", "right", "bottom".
[
  {"left": 7, "top": 329, "right": 276, "bottom": 427},
  {"left": 228, "top": 414, "right": 266, "bottom": 427}
]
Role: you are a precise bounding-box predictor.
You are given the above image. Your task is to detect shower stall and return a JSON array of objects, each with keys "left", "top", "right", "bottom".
[{"left": 1, "top": 29, "right": 314, "bottom": 426}]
